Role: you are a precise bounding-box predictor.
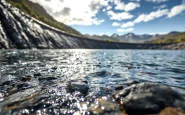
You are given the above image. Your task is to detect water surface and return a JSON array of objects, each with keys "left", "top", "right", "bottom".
[{"left": 0, "top": 49, "right": 185, "bottom": 114}]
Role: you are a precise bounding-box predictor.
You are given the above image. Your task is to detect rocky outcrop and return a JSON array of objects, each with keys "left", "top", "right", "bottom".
[
  {"left": 113, "top": 83, "right": 185, "bottom": 114},
  {"left": 162, "top": 42, "right": 185, "bottom": 50},
  {"left": 0, "top": 0, "right": 171, "bottom": 49}
]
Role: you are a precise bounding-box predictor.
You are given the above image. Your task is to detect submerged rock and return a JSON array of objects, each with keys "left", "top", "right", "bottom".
[
  {"left": 113, "top": 82, "right": 185, "bottom": 114},
  {"left": 21, "top": 74, "right": 33, "bottom": 82},
  {"left": 67, "top": 79, "right": 89, "bottom": 95},
  {"left": 88, "top": 98, "right": 127, "bottom": 115}
]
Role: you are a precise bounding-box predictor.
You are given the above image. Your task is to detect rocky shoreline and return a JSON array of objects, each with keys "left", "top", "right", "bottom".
[
  {"left": 0, "top": 0, "right": 182, "bottom": 49},
  {"left": 162, "top": 42, "right": 185, "bottom": 50}
]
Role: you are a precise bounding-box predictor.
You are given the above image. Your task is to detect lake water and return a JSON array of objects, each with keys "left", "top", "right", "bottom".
[{"left": 0, "top": 49, "right": 185, "bottom": 114}]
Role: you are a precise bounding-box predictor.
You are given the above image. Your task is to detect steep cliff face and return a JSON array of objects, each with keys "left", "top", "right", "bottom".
[
  {"left": 0, "top": 0, "right": 170, "bottom": 49},
  {"left": 0, "top": 0, "right": 87, "bottom": 49}
]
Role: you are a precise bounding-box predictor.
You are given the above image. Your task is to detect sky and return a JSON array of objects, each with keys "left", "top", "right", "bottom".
[{"left": 31, "top": 0, "right": 185, "bottom": 35}]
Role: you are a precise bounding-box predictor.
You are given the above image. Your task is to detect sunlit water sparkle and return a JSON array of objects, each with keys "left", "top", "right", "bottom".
[{"left": 0, "top": 49, "right": 185, "bottom": 114}]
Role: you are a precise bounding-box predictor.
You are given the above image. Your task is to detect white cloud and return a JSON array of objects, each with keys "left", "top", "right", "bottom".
[
  {"left": 108, "top": 0, "right": 121, "bottom": 5},
  {"left": 120, "top": 3, "right": 185, "bottom": 29},
  {"left": 124, "top": 2, "right": 140, "bottom": 12},
  {"left": 102, "top": 8, "right": 106, "bottom": 12},
  {"left": 130, "top": 0, "right": 141, "bottom": 2},
  {"left": 117, "top": 28, "right": 134, "bottom": 32},
  {"left": 145, "top": 0, "right": 168, "bottom": 3},
  {"left": 125, "top": 28, "right": 134, "bottom": 32},
  {"left": 121, "top": 21, "right": 135, "bottom": 28},
  {"left": 117, "top": 28, "right": 125, "bottom": 32},
  {"left": 134, "top": 9, "right": 169, "bottom": 23},
  {"left": 153, "top": 5, "right": 167, "bottom": 10},
  {"left": 112, "top": 22, "right": 121, "bottom": 26},
  {"left": 107, "top": 11, "right": 134, "bottom": 21},
  {"left": 107, "top": 5, "right": 112, "bottom": 10},
  {"left": 31, "top": 0, "right": 108, "bottom": 25},
  {"left": 115, "top": 3, "right": 125, "bottom": 11},
  {"left": 114, "top": 1, "right": 140, "bottom": 11},
  {"left": 92, "top": 19, "right": 105, "bottom": 25},
  {"left": 167, "top": 4, "right": 185, "bottom": 18},
  {"left": 120, "top": 9, "right": 168, "bottom": 28}
]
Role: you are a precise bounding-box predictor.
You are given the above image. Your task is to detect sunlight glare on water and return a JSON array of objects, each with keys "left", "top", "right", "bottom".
[{"left": 0, "top": 49, "right": 185, "bottom": 114}]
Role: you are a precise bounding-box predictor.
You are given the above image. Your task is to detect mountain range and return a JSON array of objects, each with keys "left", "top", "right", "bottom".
[
  {"left": 1, "top": 0, "right": 170, "bottom": 49},
  {"left": 86, "top": 31, "right": 181, "bottom": 43},
  {"left": 5, "top": 0, "right": 185, "bottom": 44},
  {"left": 0, "top": 0, "right": 185, "bottom": 49},
  {"left": 147, "top": 32, "right": 185, "bottom": 44}
]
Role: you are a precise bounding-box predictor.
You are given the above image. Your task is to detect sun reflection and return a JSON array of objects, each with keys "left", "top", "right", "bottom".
[{"left": 0, "top": 50, "right": 185, "bottom": 114}]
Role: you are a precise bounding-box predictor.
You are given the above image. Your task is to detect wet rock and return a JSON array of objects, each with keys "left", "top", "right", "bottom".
[
  {"left": 0, "top": 93, "right": 3, "bottom": 98},
  {"left": 0, "top": 93, "right": 3, "bottom": 101},
  {"left": 115, "top": 86, "right": 124, "bottom": 91},
  {"left": 94, "top": 87, "right": 114, "bottom": 97},
  {"left": 38, "top": 76, "right": 57, "bottom": 81},
  {"left": 7, "top": 87, "right": 18, "bottom": 96},
  {"left": 17, "top": 83, "right": 31, "bottom": 89},
  {"left": 88, "top": 97, "right": 127, "bottom": 115},
  {"left": 33, "top": 73, "right": 42, "bottom": 77},
  {"left": 67, "top": 79, "right": 89, "bottom": 95},
  {"left": 7, "top": 78, "right": 39, "bottom": 96},
  {"left": 127, "top": 66, "right": 133, "bottom": 69},
  {"left": 21, "top": 75, "right": 32, "bottom": 82},
  {"left": 86, "top": 70, "right": 112, "bottom": 78},
  {"left": 1, "top": 88, "right": 38, "bottom": 108},
  {"left": 159, "top": 107, "right": 185, "bottom": 115},
  {"left": 126, "top": 80, "right": 140, "bottom": 86},
  {"left": 0, "top": 75, "right": 15, "bottom": 85},
  {"left": 113, "top": 82, "right": 185, "bottom": 114}
]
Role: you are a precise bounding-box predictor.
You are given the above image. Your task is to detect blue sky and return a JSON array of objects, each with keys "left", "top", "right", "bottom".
[{"left": 32, "top": 0, "right": 185, "bottom": 35}]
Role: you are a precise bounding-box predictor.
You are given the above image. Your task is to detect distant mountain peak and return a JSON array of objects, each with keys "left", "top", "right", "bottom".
[
  {"left": 111, "top": 33, "right": 119, "bottom": 37},
  {"left": 167, "top": 31, "right": 180, "bottom": 35},
  {"left": 89, "top": 31, "right": 183, "bottom": 43}
]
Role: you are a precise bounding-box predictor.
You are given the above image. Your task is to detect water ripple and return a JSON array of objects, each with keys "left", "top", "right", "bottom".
[{"left": 0, "top": 49, "right": 185, "bottom": 114}]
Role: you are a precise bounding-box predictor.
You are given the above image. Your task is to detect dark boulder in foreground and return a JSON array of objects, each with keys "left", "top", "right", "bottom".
[{"left": 113, "top": 83, "right": 185, "bottom": 114}]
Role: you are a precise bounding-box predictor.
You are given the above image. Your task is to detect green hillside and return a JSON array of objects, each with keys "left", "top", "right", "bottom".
[
  {"left": 5, "top": 0, "right": 82, "bottom": 36},
  {"left": 148, "top": 32, "right": 185, "bottom": 44}
]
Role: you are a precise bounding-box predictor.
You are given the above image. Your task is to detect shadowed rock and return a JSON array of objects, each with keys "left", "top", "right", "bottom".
[{"left": 113, "top": 82, "right": 185, "bottom": 114}]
